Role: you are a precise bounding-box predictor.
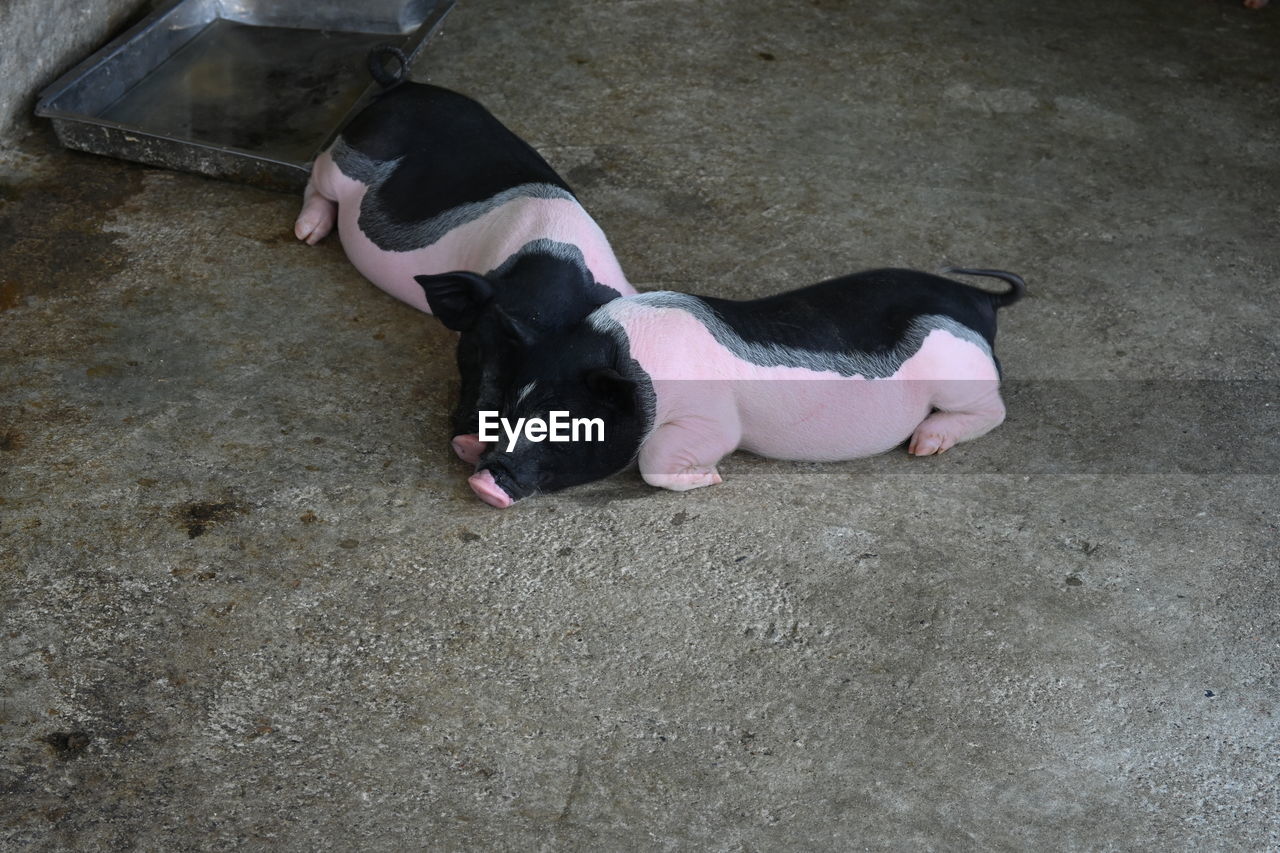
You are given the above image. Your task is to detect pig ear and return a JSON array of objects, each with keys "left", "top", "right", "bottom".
[
  {"left": 414, "top": 272, "right": 494, "bottom": 331},
  {"left": 585, "top": 280, "right": 622, "bottom": 308},
  {"left": 492, "top": 305, "right": 536, "bottom": 349},
  {"left": 584, "top": 367, "right": 637, "bottom": 413}
]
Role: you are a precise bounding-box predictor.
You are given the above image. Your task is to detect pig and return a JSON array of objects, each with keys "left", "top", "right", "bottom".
[
  {"left": 293, "top": 46, "right": 635, "bottom": 463},
  {"left": 462, "top": 267, "right": 1026, "bottom": 507}
]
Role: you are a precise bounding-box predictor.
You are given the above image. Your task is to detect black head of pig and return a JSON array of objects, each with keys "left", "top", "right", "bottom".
[
  {"left": 415, "top": 247, "right": 621, "bottom": 446},
  {"left": 465, "top": 321, "right": 656, "bottom": 508}
]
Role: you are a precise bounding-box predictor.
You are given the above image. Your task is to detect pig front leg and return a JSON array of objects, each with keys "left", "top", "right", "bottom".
[
  {"left": 639, "top": 416, "right": 740, "bottom": 491},
  {"left": 451, "top": 434, "right": 487, "bottom": 467},
  {"left": 909, "top": 381, "right": 1007, "bottom": 456},
  {"left": 449, "top": 337, "right": 494, "bottom": 466}
]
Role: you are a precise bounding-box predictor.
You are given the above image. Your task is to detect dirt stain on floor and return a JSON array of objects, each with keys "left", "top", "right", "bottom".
[
  {"left": 0, "top": 152, "right": 147, "bottom": 312},
  {"left": 40, "top": 730, "right": 92, "bottom": 759},
  {"left": 174, "top": 499, "right": 247, "bottom": 538}
]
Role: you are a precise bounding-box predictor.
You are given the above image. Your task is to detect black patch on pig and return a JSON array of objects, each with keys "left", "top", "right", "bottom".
[
  {"left": 595, "top": 268, "right": 1021, "bottom": 379},
  {"left": 332, "top": 83, "right": 576, "bottom": 251},
  {"left": 696, "top": 267, "right": 1007, "bottom": 360}
]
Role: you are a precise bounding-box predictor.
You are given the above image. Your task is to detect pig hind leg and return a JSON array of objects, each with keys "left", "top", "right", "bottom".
[
  {"left": 294, "top": 155, "right": 340, "bottom": 245},
  {"left": 908, "top": 381, "right": 1006, "bottom": 456},
  {"left": 295, "top": 182, "right": 338, "bottom": 245}
]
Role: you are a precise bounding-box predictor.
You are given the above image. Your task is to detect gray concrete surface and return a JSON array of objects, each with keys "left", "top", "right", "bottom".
[
  {"left": 0, "top": 0, "right": 150, "bottom": 144},
  {"left": 2, "top": 0, "right": 1278, "bottom": 849}
]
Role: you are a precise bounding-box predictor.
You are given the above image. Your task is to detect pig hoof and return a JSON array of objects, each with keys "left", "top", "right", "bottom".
[
  {"left": 908, "top": 430, "right": 956, "bottom": 456},
  {"left": 451, "top": 434, "right": 487, "bottom": 466},
  {"left": 294, "top": 217, "right": 330, "bottom": 245},
  {"left": 294, "top": 203, "right": 337, "bottom": 245},
  {"left": 644, "top": 466, "right": 723, "bottom": 491}
]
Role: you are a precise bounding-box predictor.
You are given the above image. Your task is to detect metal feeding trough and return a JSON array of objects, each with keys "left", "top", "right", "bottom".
[{"left": 35, "top": 0, "right": 455, "bottom": 191}]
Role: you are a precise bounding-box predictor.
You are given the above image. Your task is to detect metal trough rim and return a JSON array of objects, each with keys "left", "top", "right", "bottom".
[{"left": 35, "top": 0, "right": 455, "bottom": 176}]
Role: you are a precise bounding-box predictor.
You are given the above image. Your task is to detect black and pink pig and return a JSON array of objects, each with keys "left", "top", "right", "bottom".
[
  {"left": 459, "top": 267, "right": 1026, "bottom": 507},
  {"left": 294, "top": 48, "right": 634, "bottom": 463}
]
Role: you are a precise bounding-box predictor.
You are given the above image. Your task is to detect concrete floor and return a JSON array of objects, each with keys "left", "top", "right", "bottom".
[{"left": 2, "top": 0, "right": 1278, "bottom": 849}]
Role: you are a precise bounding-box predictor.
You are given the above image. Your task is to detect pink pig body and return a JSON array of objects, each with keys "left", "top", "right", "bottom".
[
  {"left": 296, "top": 149, "right": 633, "bottom": 313},
  {"left": 593, "top": 294, "right": 1006, "bottom": 491}
]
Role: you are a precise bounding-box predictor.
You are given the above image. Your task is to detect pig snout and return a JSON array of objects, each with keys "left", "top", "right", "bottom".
[{"left": 469, "top": 468, "right": 514, "bottom": 509}]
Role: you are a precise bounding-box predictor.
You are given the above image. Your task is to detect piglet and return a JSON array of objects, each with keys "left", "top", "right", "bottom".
[
  {"left": 295, "top": 47, "right": 635, "bottom": 463},
  {"left": 464, "top": 268, "right": 1026, "bottom": 507}
]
